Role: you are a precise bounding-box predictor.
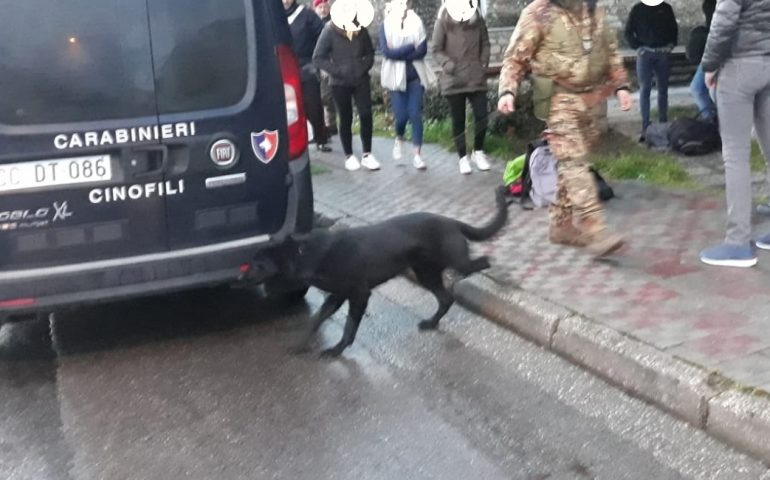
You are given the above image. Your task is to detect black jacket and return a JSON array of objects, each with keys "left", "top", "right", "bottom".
[
  {"left": 624, "top": 2, "right": 678, "bottom": 49},
  {"left": 312, "top": 24, "right": 375, "bottom": 87},
  {"left": 702, "top": 0, "right": 770, "bottom": 72},
  {"left": 287, "top": 3, "right": 325, "bottom": 80}
]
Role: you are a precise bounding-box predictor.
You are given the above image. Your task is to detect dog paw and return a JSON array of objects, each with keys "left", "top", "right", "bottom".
[{"left": 418, "top": 320, "right": 438, "bottom": 331}]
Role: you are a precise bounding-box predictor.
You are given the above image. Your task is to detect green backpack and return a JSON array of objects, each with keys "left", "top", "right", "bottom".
[{"left": 503, "top": 154, "right": 526, "bottom": 187}]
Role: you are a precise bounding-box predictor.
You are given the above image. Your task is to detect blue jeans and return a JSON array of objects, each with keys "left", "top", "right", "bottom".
[
  {"left": 690, "top": 65, "right": 717, "bottom": 119},
  {"left": 636, "top": 50, "right": 671, "bottom": 132},
  {"left": 390, "top": 78, "right": 424, "bottom": 146}
]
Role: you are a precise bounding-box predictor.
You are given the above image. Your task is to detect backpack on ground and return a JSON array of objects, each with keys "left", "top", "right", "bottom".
[
  {"left": 503, "top": 139, "right": 614, "bottom": 208},
  {"left": 644, "top": 122, "right": 672, "bottom": 151},
  {"left": 668, "top": 114, "right": 721, "bottom": 156}
]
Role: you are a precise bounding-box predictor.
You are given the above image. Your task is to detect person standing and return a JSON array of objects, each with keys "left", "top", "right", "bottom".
[
  {"left": 285, "top": 0, "right": 332, "bottom": 152},
  {"left": 313, "top": 21, "right": 379, "bottom": 171},
  {"left": 313, "top": 0, "right": 338, "bottom": 135},
  {"left": 624, "top": 0, "right": 678, "bottom": 142},
  {"left": 497, "top": 0, "right": 634, "bottom": 257},
  {"left": 380, "top": 1, "right": 433, "bottom": 170},
  {"left": 430, "top": 4, "right": 492, "bottom": 175},
  {"left": 687, "top": 0, "right": 716, "bottom": 119},
  {"left": 699, "top": 0, "right": 770, "bottom": 268}
]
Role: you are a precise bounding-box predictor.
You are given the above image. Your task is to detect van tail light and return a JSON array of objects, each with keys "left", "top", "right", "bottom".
[
  {"left": 0, "top": 298, "right": 36, "bottom": 308},
  {"left": 276, "top": 44, "right": 308, "bottom": 160}
]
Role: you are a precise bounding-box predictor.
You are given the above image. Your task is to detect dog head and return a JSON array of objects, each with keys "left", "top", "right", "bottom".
[{"left": 269, "top": 231, "right": 329, "bottom": 281}]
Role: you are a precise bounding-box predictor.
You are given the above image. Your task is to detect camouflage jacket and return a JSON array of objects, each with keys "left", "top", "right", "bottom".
[{"left": 498, "top": 0, "right": 629, "bottom": 98}]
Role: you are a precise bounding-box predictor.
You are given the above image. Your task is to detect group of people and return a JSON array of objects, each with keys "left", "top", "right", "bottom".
[
  {"left": 284, "top": 0, "right": 493, "bottom": 174},
  {"left": 623, "top": 0, "right": 718, "bottom": 139},
  {"left": 286, "top": 0, "right": 770, "bottom": 266},
  {"left": 619, "top": 0, "right": 770, "bottom": 268}
]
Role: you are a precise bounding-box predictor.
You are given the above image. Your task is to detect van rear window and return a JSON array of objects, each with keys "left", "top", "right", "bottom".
[
  {"left": 149, "top": 0, "right": 250, "bottom": 115},
  {"left": 0, "top": 0, "right": 250, "bottom": 126}
]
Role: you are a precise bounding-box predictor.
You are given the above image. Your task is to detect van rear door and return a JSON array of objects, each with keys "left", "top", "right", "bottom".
[
  {"left": 0, "top": 0, "right": 167, "bottom": 273},
  {"left": 146, "top": 0, "right": 292, "bottom": 250}
]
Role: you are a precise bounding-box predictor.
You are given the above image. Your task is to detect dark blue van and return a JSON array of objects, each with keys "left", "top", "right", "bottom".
[{"left": 0, "top": 0, "right": 314, "bottom": 322}]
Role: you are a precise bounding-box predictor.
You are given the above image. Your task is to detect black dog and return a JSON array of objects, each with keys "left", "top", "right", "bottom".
[{"left": 276, "top": 187, "right": 508, "bottom": 357}]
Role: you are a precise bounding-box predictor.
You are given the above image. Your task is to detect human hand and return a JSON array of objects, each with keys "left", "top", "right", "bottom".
[
  {"left": 617, "top": 89, "right": 633, "bottom": 111},
  {"left": 497, "top": 93, "right": 515, "bottom": 114},
  {"left": 705, "top": 71, "right": 718, "bottom": 89}
]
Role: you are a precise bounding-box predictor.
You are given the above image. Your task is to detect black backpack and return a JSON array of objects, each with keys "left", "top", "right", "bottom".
[
  {"left": 668, "top": 115, "right": 721, "bottom": 156},
  {"left": 686, "top": 25, "right": 709, "bottom": 64}
]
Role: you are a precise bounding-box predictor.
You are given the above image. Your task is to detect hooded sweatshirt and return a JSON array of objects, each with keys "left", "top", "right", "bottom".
[{"left": 430, "top": 7, "right": 491, "bottom": 95}]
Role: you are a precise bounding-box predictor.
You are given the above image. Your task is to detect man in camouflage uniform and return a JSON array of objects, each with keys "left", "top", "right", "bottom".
[{"left": 497, "top": 0, "right": 633, "bottom": 257}]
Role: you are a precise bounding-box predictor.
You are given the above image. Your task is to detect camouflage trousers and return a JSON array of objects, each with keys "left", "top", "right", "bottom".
[{"left": 547, "top": 93, "right": 606, "bottom": 235}]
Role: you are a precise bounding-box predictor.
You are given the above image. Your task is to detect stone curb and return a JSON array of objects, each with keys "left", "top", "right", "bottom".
[
  {"left": 453, "top": 275, "right": 770, "bottom": 465},
  {"left": 313, "top": 206, "right": 770, "bottom": 465}
]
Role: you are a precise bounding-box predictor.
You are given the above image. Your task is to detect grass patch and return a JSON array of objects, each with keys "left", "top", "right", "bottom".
[
  {"left": 362, "top": 110, "right": 698, "bottom": 188},
  {"left": 751, "top": 141, "right": 766, "bottom": 173},
  {"left": 310, "top": 163, "right": 331, "bottom": 176},
  {"left": 652, "top": 105, "right": 700, "bottom": 121},
  {"left": 591, "top": 131, "right": 694, "bottom": 188}
]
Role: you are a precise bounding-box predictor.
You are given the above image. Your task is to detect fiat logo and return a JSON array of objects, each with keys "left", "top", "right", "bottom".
[{"left": 210, "top": 139, "right": 239, "bottom": 168}]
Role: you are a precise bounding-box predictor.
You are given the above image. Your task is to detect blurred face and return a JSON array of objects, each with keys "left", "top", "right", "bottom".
[
  {"left": 315, "top": 2, "right": 330, "bottom": 17},
  {"left": 282, "top": 0, "right": 294, "bottom": 10}
]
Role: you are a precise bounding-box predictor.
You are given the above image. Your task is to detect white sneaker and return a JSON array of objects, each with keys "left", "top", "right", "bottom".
[
  {"left": 361, "top": 153, "right": 381, "bottom": 171},
  {"left": 392, "top": 139, "right": 403, "bottom": 160},
  {"left": 472, "top": 150, "right": 491, "bottom": 171},
  {"left": 413, "top": 154, "right": 426, "bottom": 170},
  {"left": 345, "top": 155, "right": 361, "bottom": 171},
  {"left": 458, "top": 156, "right": 472, "bottom": 175}
]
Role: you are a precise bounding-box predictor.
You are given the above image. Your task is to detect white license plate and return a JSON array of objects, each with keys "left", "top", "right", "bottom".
[{"left": 0, "top": 155, "right": 112, "bottom": 193}]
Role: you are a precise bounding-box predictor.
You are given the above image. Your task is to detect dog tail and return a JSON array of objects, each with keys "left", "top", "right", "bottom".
[{"left": 458, "top": 186, "right": 509, "bottom": 241}]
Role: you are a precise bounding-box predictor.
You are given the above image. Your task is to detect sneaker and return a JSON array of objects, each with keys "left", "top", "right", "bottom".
[
  {"left": 471, "top": 151, "right": 491, "bottom": 171},
  {"left": 344, "top": 155, "right": 361, "bottom": 171},
  {"left": 458, "top": 156, "right": 472, "bottom": 175},
  {"left": 755, "top": 233, "right": 770, "bottom": 250},
  {"left": 700, "top": 243, "right": 757, "bottom": 268},
  {"left": 316, "top": 143, "right": 332, "bottom": 153},
  {"left": 392, "top": 139, "right": 403, "bottom": 160},
  {"left": 361, "top": 153, "right": 381, "bottom": 171},
  {"left": 413, "top": 154, "right": 426, "bottom": 170}
]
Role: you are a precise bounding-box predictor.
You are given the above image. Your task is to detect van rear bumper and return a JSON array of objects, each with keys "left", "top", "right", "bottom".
[{"left": 0, "top": 151, "right": 314, "bottom": 321}]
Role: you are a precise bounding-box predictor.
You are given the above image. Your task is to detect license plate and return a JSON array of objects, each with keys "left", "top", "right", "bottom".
[{"left": 0, "top": 155, "right": 112, "bottom": 193}]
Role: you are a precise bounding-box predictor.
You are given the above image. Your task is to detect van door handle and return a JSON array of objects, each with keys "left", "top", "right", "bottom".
[{"left": 131, "top": 145, "right": 169, "bottom": 178}]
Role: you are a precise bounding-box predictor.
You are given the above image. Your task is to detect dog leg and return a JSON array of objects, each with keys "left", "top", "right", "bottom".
[
  {"left": 295, "top": 294, "right": 345, "bottom": 352},
  {"left": 321, "top": 291, "right": 370, "bottom": 357},
  {"left": 456, "top": 256, "right": 491, "bottom": 276},
  {"left": 413, "top": 266, "right": 454, "bottom": 331}
]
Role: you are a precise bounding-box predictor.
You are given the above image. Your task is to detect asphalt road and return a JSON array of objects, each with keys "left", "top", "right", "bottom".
[{"left": 0, "top": 278, "right": 767, "bottom": 480}]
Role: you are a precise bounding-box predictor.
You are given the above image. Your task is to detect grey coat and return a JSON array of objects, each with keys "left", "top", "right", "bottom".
[
  {"left": 701, "top": 0, "right": 770, "bottom": 72},
  {"left": 430, "top": 8, "right": 491, "bottom": 96}
]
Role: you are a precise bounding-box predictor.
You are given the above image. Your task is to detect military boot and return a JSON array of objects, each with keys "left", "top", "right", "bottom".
[
  {"left": 549, "top": 223, "right": 590, "bottom": 247},
  {"left": 581, "top": 216, "right": 625, "bottom": 258}
]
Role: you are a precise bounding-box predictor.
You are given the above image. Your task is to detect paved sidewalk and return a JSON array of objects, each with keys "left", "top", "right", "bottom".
[
  {"left": 310, "top": 132, "right": 770, "bottom": 462},
  {"left": 311, "top": 136, "right": 770, "bottom": 393}
]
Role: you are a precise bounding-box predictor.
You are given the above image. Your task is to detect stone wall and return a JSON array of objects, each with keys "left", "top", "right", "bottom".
[{"left": 373, "top": 0, "right": 707, "bottom": 52}]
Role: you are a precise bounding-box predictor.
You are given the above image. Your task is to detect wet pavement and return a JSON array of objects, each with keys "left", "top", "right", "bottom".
[{"left": 0, "top": 279, "right": 767, "bottom": 480}]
